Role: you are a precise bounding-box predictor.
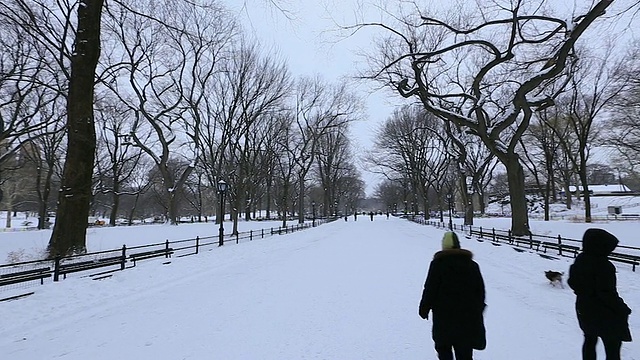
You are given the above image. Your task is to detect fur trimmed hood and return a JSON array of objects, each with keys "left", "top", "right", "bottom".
[{"left": 433, "top": 248, "right": 473, "bottom": 260}]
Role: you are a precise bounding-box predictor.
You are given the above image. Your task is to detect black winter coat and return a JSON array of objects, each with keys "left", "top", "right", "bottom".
[
  {"left": 419, "top": 249, "right": 486, "bottom": 349},
  {"left": 568, "top": 230, "right": 632, "bottom": 341}
]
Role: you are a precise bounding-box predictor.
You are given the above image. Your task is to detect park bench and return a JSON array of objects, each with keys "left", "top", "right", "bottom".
[
  {"left": 129, "top": 248, "right": 174, "bottom": 267},
  {"left": 58, "top": 256, "right": 124, "bottom": 279},
  {"left": 511, "top": 237, "right": 542, "bottom": 251},
  {"left": 0, "top": 266, "right": 51, "bottom": 287},
  {"left": 609, "top": 253, "right": 640, "bottom": 272},
  {"left": 541, "top": 241, "right": 579, "bottom": 257}
]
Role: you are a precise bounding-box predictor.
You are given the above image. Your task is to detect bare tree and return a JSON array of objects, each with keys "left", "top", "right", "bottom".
[
  {"left": 94, "top": 97, "right": 146, "bottom": 226},
  {"left": 287, "top": 76, "right": 362, "bottom": 224},
  {"left": 606, "top": 40, "right": 640, "bottom": 177},
  {"left": 354, "top": 0, "right": 615, "bottom": 234},
  {"left": 545, "top": 49, "right": 626, "bottom": 223},
  {"left": 19, "top": 106, "right": 66, "bottom": 229},
  {"left": 520, "top": 114, "right": 562, "bottom": 220},
  {"left": 102, "top": 1, "right": 239, "bottom": 224}
]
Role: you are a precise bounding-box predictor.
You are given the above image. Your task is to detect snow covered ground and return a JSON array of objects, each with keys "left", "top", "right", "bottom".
[{"left": 0, "top": 215, "right": 639, "bottom": 359}]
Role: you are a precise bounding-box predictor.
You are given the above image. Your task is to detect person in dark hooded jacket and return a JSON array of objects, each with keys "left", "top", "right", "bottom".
[
  {"left": 419, "top": 231, "right": 486, "bottom": 360},
  {"left": 568, "top": 228, "right": 632, "bottom": 360}
]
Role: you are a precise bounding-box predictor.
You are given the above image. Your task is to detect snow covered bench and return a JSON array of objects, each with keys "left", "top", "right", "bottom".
[
  {"left": 128, "top": 248, "right": 174, "bottom": 267},
  {"left": 57, "top": 256, "right": 125, "bottom": 279},
  {"left": 609, "top": 253, "right": 640, "bottom": 272},
  {"left": 0, "top": 266, "right": 51, "bottom": 287}
]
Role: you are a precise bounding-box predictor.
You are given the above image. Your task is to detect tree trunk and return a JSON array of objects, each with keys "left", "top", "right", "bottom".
[
  {"left": 5, "top": 209, "right": 12, "bottom": 229},
  {"left": 47, "top": 0, "right": 104, "bottom": 257},
  {"left": 460, "top": 176, "right": 473, "bottom": 226},
  {"left": 35, "top": 160, "right": 46, "bottom": 229},
  {"left": 128, "top": 192, "right": 140, "bottom": 226},
  {"left": 298, "top": 175, "right": 305, "bottom": 224},
  {"left": 544, "top": 178, "right": 550, "bottom": 221},
  {"left": 109, "top": 163, "right": 120, "bottom": 226},
  {"left": 578, "top": 160, "right": 592, "bottom": 223},
  {"left": 281, "top": 182, "right": 289, "bottom": 228},
  {"left": 109, "top": 191, "right": 120, "bottom": 226},
  {"left": 505, "top": 156, "right": 530, "bottom": 235},
  {"left": 266, "top": 177, "right": 272, "bottom": 219},
  {"left": 168, "top": 191, "right": 179, "bottom": 224}
]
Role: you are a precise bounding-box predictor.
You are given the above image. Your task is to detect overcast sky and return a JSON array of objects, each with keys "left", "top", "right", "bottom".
[
  {"left": 230, "top": 0, "right": 396, "bottom": 195},
  {"left": 229, "top": 0, "right": 639, "bottom": 196}
]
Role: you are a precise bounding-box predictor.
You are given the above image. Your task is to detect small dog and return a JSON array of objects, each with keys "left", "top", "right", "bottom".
[{"left": 545, "top": 271, "right": 564, "bottom": 288}]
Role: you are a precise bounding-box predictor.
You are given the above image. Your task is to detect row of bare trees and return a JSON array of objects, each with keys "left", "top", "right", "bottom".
[
  {"left": 355, "top": 0, "right": 640, "bottom": 235},
  {"left": 0, "top": 0, "right": 365, "bottom": 257}
]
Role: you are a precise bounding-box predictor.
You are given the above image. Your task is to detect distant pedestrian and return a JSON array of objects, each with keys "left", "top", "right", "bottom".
[
  {"left": 419, "top": 231, "right": 486, "bottom": 359},
  {"left": 568, "top": 228, "right": 632, "bottom": 360},
  {"left": 369, "top": 211, "right": 374, "bottom": 221},
  {"left": 386, "top": 212, "right": 389, "bottom": 219},
  {"left": 354, "top": 212, "right": 357, "bottom": 221}
]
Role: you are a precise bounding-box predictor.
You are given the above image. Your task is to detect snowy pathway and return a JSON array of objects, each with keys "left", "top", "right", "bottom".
[{"left": 1, "top": 216, "right": 638, "bottom": 359}]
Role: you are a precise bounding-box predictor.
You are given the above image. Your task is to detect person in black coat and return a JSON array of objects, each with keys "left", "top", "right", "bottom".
[
  {"left": 568, "top": 228, "right": 632, "bottom": 360},
  {"left": 419, "top": 231, "right": 486, "bottom": 360}
]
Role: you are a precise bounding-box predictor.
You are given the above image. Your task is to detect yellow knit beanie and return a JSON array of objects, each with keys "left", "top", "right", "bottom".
[{"left": 442, "top": 231, "right": 461, "bottom": 250}]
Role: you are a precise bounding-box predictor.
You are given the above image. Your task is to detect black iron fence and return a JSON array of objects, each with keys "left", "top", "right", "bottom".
[
  {"left": 0, "top": 219, "right": 330, "bottom": 294},
  {"left": 411, "top": 218, "right": 640, "bottom": 272}
]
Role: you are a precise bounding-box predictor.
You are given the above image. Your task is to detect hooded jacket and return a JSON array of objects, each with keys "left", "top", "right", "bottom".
[
  {"left": 568, "top": 228, "right": 632, "bottom": 341},
  {"left": 419, "top": 235, "right": 486, "bottom": 349}
]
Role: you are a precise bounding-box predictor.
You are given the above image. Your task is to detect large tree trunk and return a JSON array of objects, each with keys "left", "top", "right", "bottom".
[
  {"left": 505, "top": 156, "right": 530, "bottom": 236},
  {"left": 578, "top": 158, "right": 592, "bottom": 223},
  {"left": 47, "top": 0, "right": 104, "bottom": 257},
  {"left": 5, "top": 209, "right": 12, "bottom": 229},
  {"left": 128, "top": 192, "right": 140, "bottom": 226},
  {"left": 109, "top": 185, "right": 120, "bottom": 226},
  {"left": 460, "top": 176, "right": 473, "bottom": 226}
]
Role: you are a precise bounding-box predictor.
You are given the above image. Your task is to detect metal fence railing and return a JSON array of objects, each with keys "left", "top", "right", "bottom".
[
  {"left": 0, "top": 218, "right": 332, "bottom": 296},
  {"left": 410, "top": 218, "right": 640, "bottom": 272}
]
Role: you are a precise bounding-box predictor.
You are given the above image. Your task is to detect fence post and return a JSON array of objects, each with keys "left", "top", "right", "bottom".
[
  {"left": 529, "top": 233, "right": 533, "bottom": 249},
  {"left": 195, "top": 236, "right": 199, "bottom": 254},
  {"left": 250, "top": 230, "right": 253, "bottom": 241},
  {"left": 262, "top": 228, "right": 264, "bottom": 239},
  {"left": 558, "top": 235, "right": 563, "bottom": 256},
  {"left": 236, "top": 233, "right": 239, "bottom": 244},
  {"left": 508, "top": 229, "right": 512, "bottom": 244},
  {"left": 492, "top": 228, "right": 496, "bottom": 242},
  {"left": 165, "top": 240, "right": 170, "bottom": 258},
  {"left": 121, "top": 245, "right": 127, "bottom": 270},
  {"left": 479, "top": 227, "right": 483, "bottom": 239},
  {"left": 53, "top": 256, "right": 61, "bottom": 282}
]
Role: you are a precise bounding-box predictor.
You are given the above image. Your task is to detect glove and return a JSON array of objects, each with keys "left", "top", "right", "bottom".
[{"left": 419, "top": 309, "right": 429, "bottom": 320}]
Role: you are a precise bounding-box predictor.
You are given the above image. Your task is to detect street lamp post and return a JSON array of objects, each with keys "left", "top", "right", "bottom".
[
  {"left": 312, "top": 201, "right": 316, "bottom": 227},
  {"left": 217, "top": 180, "right": 228, "bottom": 246},
  {"left": 446, "top": 191, "right": 453, "bottom": 230}
]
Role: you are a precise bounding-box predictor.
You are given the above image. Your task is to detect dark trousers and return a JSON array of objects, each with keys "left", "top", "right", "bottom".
[
  {"left": 582, "top": 334, "right": 621, "bottom": 360},
  {"left": 435, "top": 343, "right": 473, "bottom": 360}
]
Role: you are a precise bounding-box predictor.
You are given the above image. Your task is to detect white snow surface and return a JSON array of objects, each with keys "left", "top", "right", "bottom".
[{"left": 0, "top": 216, "right": 639, "bottom": 359}]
